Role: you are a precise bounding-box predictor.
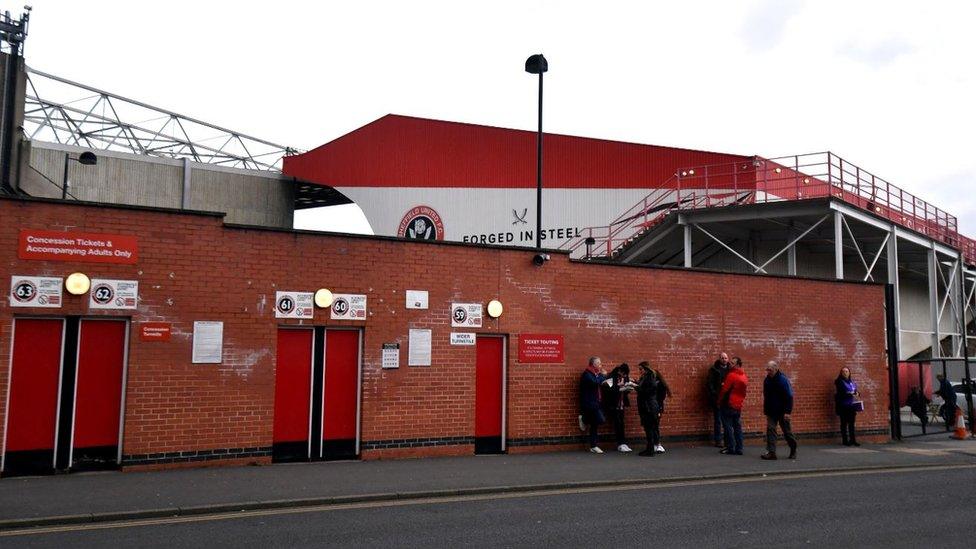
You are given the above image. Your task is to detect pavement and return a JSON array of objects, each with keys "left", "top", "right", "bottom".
[{"left": 2, "top": 433, "right": 976, "bottom": 530}]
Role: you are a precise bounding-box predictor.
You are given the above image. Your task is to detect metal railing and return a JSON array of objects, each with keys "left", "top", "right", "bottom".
[{"left": 563, "top": 152, "right": 976, "bottom": 264}]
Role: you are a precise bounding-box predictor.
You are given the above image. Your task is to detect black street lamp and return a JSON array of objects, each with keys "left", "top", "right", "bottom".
[
  {"left": 525, "top": 54, "right": 548, "bottom": 250},
  {"left": 62, "top": 151, "right": 97, "bottom": 199}
]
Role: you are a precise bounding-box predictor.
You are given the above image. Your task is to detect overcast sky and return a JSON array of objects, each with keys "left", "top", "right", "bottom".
[{"left": 24, "top": 0, "right": 976, "bottom": 234}]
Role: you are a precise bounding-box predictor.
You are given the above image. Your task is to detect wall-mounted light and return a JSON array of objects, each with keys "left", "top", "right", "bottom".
[
  {"left": 688, "top": 169, "right": 695, "bottom": 175},
  {"left": 314, "top": 288, "right": 334, "bottom": 308},
  {"left": 65, "top": 272, "right": 91, "bottom": 295},
  {"left": 803, "top": 178, "right": 810, "bottom": 184},
  {"left": 487, "top": 300, "right": 504, "bottom": 318},
  {"left": 533, "top": 253, "right": 550, "bottom": 267},
  {"left": 774, "top": 167, "right": 782, "bottom": 174}
]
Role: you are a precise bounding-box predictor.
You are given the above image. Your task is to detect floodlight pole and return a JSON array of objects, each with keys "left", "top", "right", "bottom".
[{"left": 525, "top": 54, "right": 548, "bottom": 250}]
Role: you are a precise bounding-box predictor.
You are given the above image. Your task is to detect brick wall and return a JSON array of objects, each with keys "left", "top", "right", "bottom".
[{"left": 0, "top": 198, "right": 890, "bottom": 470}]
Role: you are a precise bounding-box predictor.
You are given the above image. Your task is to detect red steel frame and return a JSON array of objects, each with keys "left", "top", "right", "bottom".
[{"left": 562, "top": 152, "right": 975, "bottom": 264}]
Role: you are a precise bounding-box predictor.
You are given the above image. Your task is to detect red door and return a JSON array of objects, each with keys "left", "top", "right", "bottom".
[
  {"left": 475, "top": 336, "right": 505, "bottom": 454},
  {"left": 322, "top": 330, "right": 359, "bottom": 459},
  {"left": 272, "top": 328, "right": 314, "bottom": 462},
  {"left": 3, "top": 318, "right": 65, "bottom": 475},
  {"left": 72, "top": 319, "right": 128, "bottom": 469}
]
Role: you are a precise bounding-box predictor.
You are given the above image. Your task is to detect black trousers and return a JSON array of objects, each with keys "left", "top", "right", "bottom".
[
  {"left": 839, "top": 410, "right": 857, "bottom": 443},
  {"left": 609, "top": 408, "right": 627, "bottom": 445},
  {"left": 642, "top": 414, "right": 660, "bottom": 448}
]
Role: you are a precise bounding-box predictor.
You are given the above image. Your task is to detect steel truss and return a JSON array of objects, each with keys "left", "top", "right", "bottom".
[
  {"left": 676, "top": 201, "right": 966, "bottom": 359},
  {"left": 21, "top": 68, "right": 297, "bottom": 171}
]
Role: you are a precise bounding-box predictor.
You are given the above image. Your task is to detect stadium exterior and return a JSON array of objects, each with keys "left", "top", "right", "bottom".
[{"left": 0, "top": 25, "right": 972, "bottom": 475}]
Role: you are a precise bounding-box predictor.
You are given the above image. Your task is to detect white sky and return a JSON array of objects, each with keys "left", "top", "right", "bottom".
[{"left": 23, "top": 0, "right": 976, "bottom": 234}]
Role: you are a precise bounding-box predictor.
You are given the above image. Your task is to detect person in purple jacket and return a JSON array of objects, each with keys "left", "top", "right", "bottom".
[{"left": 834, "top": 367, "right": 861, "bottom": 446}]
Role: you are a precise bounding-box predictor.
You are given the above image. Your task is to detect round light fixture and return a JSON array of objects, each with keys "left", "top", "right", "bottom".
[
  {"left": 65, "top": 272, "right": 91, "bottom": 296},
  {"left": 487, "top": 299, "right": 504, "bottom": 318},
  {"left": 314, "top": 288, "right": 334, "bottom": 308}
]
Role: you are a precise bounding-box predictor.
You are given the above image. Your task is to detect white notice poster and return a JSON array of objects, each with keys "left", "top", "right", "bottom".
[
  {"left": 382, "top": 342, "right": 400, "bottom": 369},
  {"left": 275, "top": 291, "right": 314, "bottom": 318},
  {"left": 9, "top": 276, "right": 62, "bottom": 308},
  {"left": 331, "top": 294, "right": 367, "bottom": 320},
  {"left": 451, "top": 303, "right": 483, "bottom": 328},
  {"left": 89, "top": 279, "right": 139, "bottom": 310},
  {"left": 450, "top": 332, "right": 476, "bottom": 346},
  {"left": 192, "top": 321, "right": 223, "bottom": 364},
  {"left": 408, "top": 329, "right": 432, "bottom": 366},
  {"left": 405, "top": 290, "right": 428, "bottom": 309}
]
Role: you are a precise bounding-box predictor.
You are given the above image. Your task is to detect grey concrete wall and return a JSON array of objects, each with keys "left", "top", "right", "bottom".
[{"left": 20, "top": 142, "right": 293, "bottom": 228}]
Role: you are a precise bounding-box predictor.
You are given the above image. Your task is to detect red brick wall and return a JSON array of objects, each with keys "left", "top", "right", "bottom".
[{"left": 0, "top": 198, "right": 889, "bottom": 469}]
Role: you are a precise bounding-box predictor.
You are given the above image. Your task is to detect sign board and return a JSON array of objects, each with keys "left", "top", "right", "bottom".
[
  {"left": 450, "top": 332, "right": 476, "bottom": 346},
  {"left": 331, "top": 294, "right": 367, "bottom": 320},
  {"left": 140, "top": 322, "right": 172, "bottom": 342},
  {"left": 518, "top": 334, "right": 565, "bottom": 363},
  {"left": 18, "top": 229, "right": 138, "bottom": 264},
  {"left": 275, "top": 291, "right": 314, "bottom": 318},
  {"left": 405, "top": 290, "right": 428, "bottom": 309},
  {"left": 9, "top": 275, "right": 62, "bottom": 308},
  {"left": 89, "top": 279, "right": 138, "bottom": 310},
  {"left": 382, "top": 342, "right": 400, "bottom": 369},
  {"left": 450, "top": 303, "right": 483, "bottom": 328},
  {"left": 408, "top": 328, "right": 431, "bottom": 366},
  {"left": 192, "top": 321, "right": 223, "bottom": 364}
]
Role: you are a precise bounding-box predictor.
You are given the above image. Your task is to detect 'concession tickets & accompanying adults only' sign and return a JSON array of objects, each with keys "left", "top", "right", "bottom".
[
  {"left": 331, "top": 294, "right": 367, "bottom": 320},
  {"left": 275, "top": 291, "right": 314, "bottom": 318},
  {"left": 18, "top": 229, "right": 138, "bottom": 264},
  {"left": 450, "top": 303, "right": 483, "bottom": 328},
  {"left": 518, "top": 334, "right": 565, "bottom": 363},
  {"left": 9, "top": 275, "right": 62, "bottom": 308},
  {"left": 89, "top": 279, "right": 138, "bottom": 310}
]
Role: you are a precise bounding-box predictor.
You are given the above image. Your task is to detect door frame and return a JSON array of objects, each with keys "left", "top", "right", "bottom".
[
  {"left": 1, "top": 316, "right": 68, "bottom": 474},
  {"left": 274, "top": 326, "right": 316, "bottom": 461},
  {"left": 67, "top": 317, "right": 131, "bottom": 469},
  {"left": 476, "top": 334, "right": 508, "bottom": 453},
  {"left": 319, "top": 327, "right": 364, "bottom": 459}
]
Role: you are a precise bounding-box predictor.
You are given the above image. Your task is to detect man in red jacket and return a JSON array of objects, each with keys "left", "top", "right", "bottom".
[{"left": 717, "top": 357, "right": 748, "bottom": 455}]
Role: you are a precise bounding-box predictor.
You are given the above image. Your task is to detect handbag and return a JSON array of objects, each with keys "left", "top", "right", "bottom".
[{"left": 852, "top": 400, "right": 865, "bottom": 412}]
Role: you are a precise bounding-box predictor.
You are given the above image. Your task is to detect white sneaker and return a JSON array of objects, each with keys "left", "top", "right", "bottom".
[
  {"left": 578, "top": 414, "right": 587, "bottom": 432},
  {"left": 589, "top": 446, "right": 604, "bottom": 454},
  {"left": 617, "top": 444, "right": 633, "bottom": 453},
  {"left": 654, "top": 444, "right": 665, "bottom": 454}
]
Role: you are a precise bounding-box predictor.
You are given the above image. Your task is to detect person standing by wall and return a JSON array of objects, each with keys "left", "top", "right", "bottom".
[
  {"left": 762, "top": 361, "right": 798, "bottom": 460},
  {"left": 835, "top": 367, "right": 862, "bottom": 445},
  {"left": 601, "top": 363, "right": 634, "bottom": 453},
  {"left": 636, "top": 362, "right": 671, "bottom": 456},
  {"left": 935, "top": 374, "right": 957, "bottom": 432},
  {"left": 706, "top": 352, "right": 731, "bottom": 448},
  {"left": 579, "top": 356, "right": 607, "bottom": 453},
  {"left": 717, "top": 357, "right": 747, "bottom": 455}
]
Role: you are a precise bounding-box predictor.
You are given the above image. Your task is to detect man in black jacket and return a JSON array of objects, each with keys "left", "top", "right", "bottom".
[
  {"left": 705, "top": 353, "right": 730, "bottom": 447},
  {"left": 762, "top": 361, "right": 797, "bottom": 460}
]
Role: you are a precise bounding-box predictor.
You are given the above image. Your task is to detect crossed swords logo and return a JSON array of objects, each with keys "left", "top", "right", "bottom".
[{"left": 512, "top": 208, "right": 528, "bottom": 225}]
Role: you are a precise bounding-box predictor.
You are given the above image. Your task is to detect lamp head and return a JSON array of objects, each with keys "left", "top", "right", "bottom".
[
  {"left": 78, "top": 151, "right": 98, "bottom": 165},
  {"left": 524, "top": 54, "right": 548, "bottom": 74}
]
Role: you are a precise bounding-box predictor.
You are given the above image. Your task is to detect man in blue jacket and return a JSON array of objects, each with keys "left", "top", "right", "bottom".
[
  {"left": 579, "top": 356, "right": 607, "bottom": 453},
  {"left": 762, "top": 361, "right": 797, "bottom": 460}
]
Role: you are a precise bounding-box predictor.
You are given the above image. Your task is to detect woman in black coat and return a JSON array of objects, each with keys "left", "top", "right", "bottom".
[
  {"left": 636, "top": 362, "right": 671, "bottom": 456},
  {"left": 601, "top": 364, "right": 634, "bottom": 453}
]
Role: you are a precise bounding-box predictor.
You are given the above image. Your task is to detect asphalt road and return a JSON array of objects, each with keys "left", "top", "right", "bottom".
[{"left": 5, "top": 465, "right": 972, "bottom": 548}]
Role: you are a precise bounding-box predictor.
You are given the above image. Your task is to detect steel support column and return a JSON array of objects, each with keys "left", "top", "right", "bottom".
[
  {"left": 787, "top": 226, "right": 797, "bottom": 276},
  {"left": 834, "top": 211, "right": 844, "bottom": 280},
  {"left": 928, "top": 244, "right": 940, "bottom": 357},
  {"left": 683, "top": 223, "right": 692, "bottom": 268},
  {"left": 887, "top": 227, "right": 902, "bottom": 360}
]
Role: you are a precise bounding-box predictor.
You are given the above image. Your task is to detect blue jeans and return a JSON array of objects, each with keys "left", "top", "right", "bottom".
[
  {"left": 713, "top": 407, "right": 725, "bottom": 444},
  {"left": 721, "top": 408, "right": 743, "bottom": 453}
]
